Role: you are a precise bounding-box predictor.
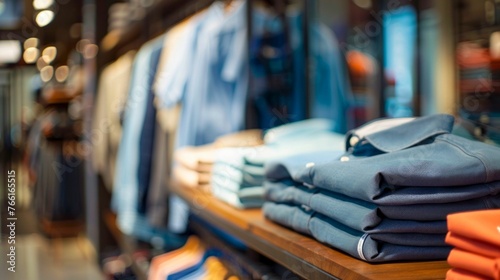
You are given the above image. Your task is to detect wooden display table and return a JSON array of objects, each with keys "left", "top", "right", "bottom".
[{"left": 171, "top": 182, "right": 450, "bottom": 280}]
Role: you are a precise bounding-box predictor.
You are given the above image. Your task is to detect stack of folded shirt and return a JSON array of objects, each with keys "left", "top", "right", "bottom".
[
  {"left": 211, "top": 119, "right": 345, "bottom": 209},
  {"left": 173, "top": 130, "right": 264, "bottom": 192},
  {"left": 263, "top": 114, "right": 500, "bottom": 262},
  {"left": 174, "top": 144, "right": 215, "bottom": 192},
  {"left": 211, "top": 147, "right": 266, "bottom": 208},
  {"left": 445, "top": 210, "right": 500, "bottom": 280}
]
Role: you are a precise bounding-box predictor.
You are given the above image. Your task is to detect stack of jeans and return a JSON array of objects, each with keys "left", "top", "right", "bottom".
[
  {"left": 210, "top": 119, "right": 345, "bottom": 209},
  {"left": 263, "top": 114, "right": 500, "bottom": 262}
]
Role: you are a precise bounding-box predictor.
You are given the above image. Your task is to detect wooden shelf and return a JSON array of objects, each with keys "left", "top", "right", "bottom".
[{"left": 171, "top": 181, "right": 450, "bottom": 280}]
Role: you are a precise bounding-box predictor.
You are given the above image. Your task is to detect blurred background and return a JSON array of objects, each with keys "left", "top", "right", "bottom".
[{"left": 0, "top": 0, "right": 499, "bottom": 279}]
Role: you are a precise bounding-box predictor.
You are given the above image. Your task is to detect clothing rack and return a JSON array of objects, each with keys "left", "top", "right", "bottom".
[{"left": 93, "top": 1, "right": 225, "bottom": 276}]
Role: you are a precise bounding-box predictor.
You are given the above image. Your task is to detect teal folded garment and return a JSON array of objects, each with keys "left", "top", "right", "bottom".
[{"left": 211, "top": 181, "right": 265, "bottom": 209}]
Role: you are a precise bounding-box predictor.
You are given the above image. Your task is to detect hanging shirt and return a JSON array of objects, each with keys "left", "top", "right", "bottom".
[
  {"left": 92, "top": 51, "right": 135, "bottom": 190},
  {"left": 166, "top": 2, "right": 253, "bottom": 233},
  {"left": 111, "top": 35, "right": 184, "bottom": 247},
  {"left": 310, "top": 23, "right": 351, "bottom": 133},
  {"left": 177, "top": 1, "right": 247, "bottom": 148},
  {"left": 151, "top": 4, "right": 227, "bottom": 233}
]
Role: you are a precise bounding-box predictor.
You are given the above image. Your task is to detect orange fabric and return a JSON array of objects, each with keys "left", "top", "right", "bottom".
[
  {"left": 148, "top": 236, "right": 202, "bottom": 280},
  {"left": 205, "top": 256, "right": 228, "bottom": 279},
  {"left": 447, "top": 249, "right": 500, "bottom": 280},
  {"left": 157, "top": 247, "right": 204, "bottom": 279},
  {"left": 446, "top": 268, "right": 491, "bottom": 280},
  {"left": 447, "top": 210, "right": 500, "bottom": 247},
  {"left": 446, "top": 232, "right": 500, "bottom": 258}
]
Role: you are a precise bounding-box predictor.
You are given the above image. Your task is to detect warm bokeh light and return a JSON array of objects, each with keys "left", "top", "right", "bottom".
[
  {"left": 55, "top": 65, "right": 69, "bottom": 83},
  {"left": 42, "top": 46, "right": 57, "bottom": 63},
  {"left": 36, "top": 56, "right": 47, "bottom": 70},
  {"left": 83, "top": 44, "right": 99, "bottom": 59},
  {"left": 36, "top": 10, "right": 54, "bottom": 27},
  {"left": 76, "top": 39, "right": 90, "bottom": 53},
  {"left": 24, "top": 37, "right": 39, "bottom": 49},
  {"left": 23, "top": 47, "right": 40, "bottom": 64},
  {"left": 33, "top": 0, "right": 54, "bottom": 10},
  {"left": 40, "top": 65, "right": 54, "bottom": 82}
]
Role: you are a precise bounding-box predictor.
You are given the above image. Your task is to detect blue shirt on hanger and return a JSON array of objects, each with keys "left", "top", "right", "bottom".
[{"left": 111, "top": 35, "right": 184, "bottom": 247}]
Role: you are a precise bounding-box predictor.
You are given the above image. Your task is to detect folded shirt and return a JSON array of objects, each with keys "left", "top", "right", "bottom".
[
  {"left": 174, "top": 144, "right": 215, "bottom": 173},
  {"left": 446, "top": 231, "right": 500, "bottom": 259},
  {"left": 212, "top": 154, "right": 265, "bottom": 185},
  {"left": 446, "top": 268, "right": 489, "bottom": 280},
  {"left": 447, "top": 248, "right": 500, "bottom": 280},
  {"left": 245, "top": 131, "right": 345, "bottom": 166},
  {"left": 265, "top": 181, "right": 500, "bottom": 233},
  {"left": 263, "top": 118, "right": 338, "bottom": 144},
  {"left": 174, "top": 129, "right": 264, "bottom": 173},
  {"left": 295, "top": 115, "right": 500, "bottom": 204},
  {"left": 173, "top": 166, "right": 210, "bottom": 191},
  {"left": 211, "top": 173, "right": 261, "bottom": 192},
  {"left": 212, "top": 185, "right": 265, "bottom": 209},
  {"left": 447, "top": 209, "right": 500, "bottom": 248},
  {"left": 263, "top": 201, "right": 451, "bottom": 262},
  {"left": 209, "top": 131, "right": 345, "bottom": 202},
  {"left": 213, "top": 129, "right": 263, "bottom": 147}
]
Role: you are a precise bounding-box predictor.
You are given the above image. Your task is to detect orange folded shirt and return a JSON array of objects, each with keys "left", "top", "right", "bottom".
[
  {"left": 447, "top": 209, "right": 500, "bottom": 247},
  {"left": 447, "top": 248, "right": 500, "bottom": 280},
  {"left": 446, "top": 231, "right": 500, "bottom": 258},
  {"left": 447, "top": 268, "right": 492, "bottom": 280}
]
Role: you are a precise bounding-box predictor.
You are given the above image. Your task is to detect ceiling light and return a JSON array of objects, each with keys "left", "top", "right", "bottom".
[
  {"left": 24, "top": 37, "right": 39, "bottom": 49},
  {"left": 36, "top": 10, "right": 54, "bottom": 27},
  {"left": 42, "top": 46, "right": 57, "bottom": 63},
  {"left": 55, "top": 65, "right": 69, "bottom": 83},
  {"left": 23, "top": 47, "right": 40, "bottom": 64},
  {"left": 33, "top": 0, "right": 54, "bottom": 10},
  {"left": 40, "top": 65, "right": 54, "bottom": 82}
]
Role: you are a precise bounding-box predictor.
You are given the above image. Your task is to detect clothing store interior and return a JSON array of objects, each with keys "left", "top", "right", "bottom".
[{"left": 1, "top": 0, "right": 500, "bottom": 279}]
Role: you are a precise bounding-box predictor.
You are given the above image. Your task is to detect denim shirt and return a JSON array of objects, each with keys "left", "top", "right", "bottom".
[{"left": 297, "top": 114, "right": 500, "bottom": 204}]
